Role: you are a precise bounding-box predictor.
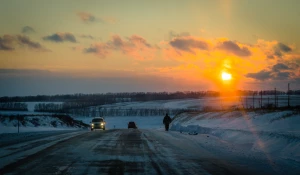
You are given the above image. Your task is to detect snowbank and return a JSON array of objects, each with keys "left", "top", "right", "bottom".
[
  {"left": 0, "top": 114, "right": 89, "bottom": 133},
  {"left": 170, "top": 110, "right": 300, "bottom": 162}
]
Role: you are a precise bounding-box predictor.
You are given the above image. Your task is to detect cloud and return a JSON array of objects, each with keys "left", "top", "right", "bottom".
[
  {"left": 218, "top": 40, "right": 251, "bottom": 57},
  {"left": 43, "top": 33, "right": 77, "bottom": 43},
  {"left": 21, "top": 26, "right": 35, "bottom": 34},
  {"left": 245, "top": 70, "right": 273, "bottom": 81},
  {"left": 277, "top": 42, "right": 292, "bottom": 53},
  {"left": 264, "top": 42, "right": 293, "bottom": 59},
  {"left": 272, "top": 42, "right": 292, "bottom": 59},
  {"left": 108, "top": 35, "right": 152, "bottom": 50},
  {"left": 246, "top": 62, "right": 296, "bottom": 81},
  {"left": 83, "top": 35, "right": 154, "bottom": 59},
  {"left": 77, "top": 12, "right": 116, "bottom": 24},
  {"left": 17, "top": 35, "right": 44, "bottom": 50},
  {"left": 0, "top": 35, "right": 15, "bottom": 51},
  {"left": 110, "top": 35, "right": 124, "bottom": 48},
  {"left": 128, "top": 35, "right": 152, "bottom": 48},
  {"left": 84, "top": 43, "right": 110, "bottom": 57},
  {"left": 0, "top": 34, "right": 48, "bottom": 51},
  {"left": 77, "top": 12, "right": 96, "bottom": 23},
  {"left": 272, "top": 63, "right": 289, "bottom": 72},
  {"left": 275, "top": 71, "right": 292, "bottom": 80},
  {"left": 169, "top": 37, "right": 209, "bottom": 54}
]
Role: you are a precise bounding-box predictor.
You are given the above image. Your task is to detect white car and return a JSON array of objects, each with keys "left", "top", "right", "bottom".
[{"left": 91, "top": 117, "right": 106, "bottom": 131}]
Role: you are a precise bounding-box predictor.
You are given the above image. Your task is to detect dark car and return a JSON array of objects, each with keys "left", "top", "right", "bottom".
[
  {"left": 128, "top": 121, "right": 137, "bottom": 129},
  {"left": 91, "top": 117, "right": 106, "bottom": 131}
]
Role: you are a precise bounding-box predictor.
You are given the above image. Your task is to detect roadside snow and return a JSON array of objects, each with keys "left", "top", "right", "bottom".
[
  {"left": 170, "top": 110, "right": 300, "bottom": 162},
  {"left": 0, "top": 115, "right": 88, "bottom": 133}
]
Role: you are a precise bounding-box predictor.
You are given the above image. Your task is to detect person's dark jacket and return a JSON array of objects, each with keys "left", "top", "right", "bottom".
[{"left": 163, "top": 114, "right": 172, "bottom": 125}]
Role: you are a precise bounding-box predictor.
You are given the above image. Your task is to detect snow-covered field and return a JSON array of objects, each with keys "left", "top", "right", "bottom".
[
  {"left": 171, "top": 110, "right": 300, "bottom": 163},
  {"left": 100, "top": 95, "right": 300, "bottom": 110}
]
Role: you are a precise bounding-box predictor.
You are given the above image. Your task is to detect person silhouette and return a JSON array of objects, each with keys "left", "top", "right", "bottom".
[{"left": 163, "top": 113, "right": 172, "bottom": 131}]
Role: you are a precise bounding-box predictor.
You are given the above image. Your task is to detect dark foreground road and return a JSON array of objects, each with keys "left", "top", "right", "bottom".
[{"left": 1, "top": 129, "right": 300, "bottom": 175}]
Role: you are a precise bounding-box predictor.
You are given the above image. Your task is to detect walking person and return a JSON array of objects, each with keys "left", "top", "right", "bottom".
[{"left": 163, "top": 113, "right": 172, "bottom": 131}]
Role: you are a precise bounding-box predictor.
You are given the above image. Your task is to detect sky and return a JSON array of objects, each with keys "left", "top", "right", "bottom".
[{"left": 0, "top": 0, "right": 300, "bottom": 96}]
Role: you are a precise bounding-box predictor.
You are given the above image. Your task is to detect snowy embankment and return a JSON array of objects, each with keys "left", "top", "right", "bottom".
[
  {"left": 170, "top": 110, "right": 300, "bottom": 162},
  {"left": 0, "top": 114, "right": 89, "bottom": 133}
]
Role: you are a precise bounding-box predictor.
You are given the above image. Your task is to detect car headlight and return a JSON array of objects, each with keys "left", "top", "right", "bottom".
[
  {"left": 91, "top": 123, "right": 94, "bottom": 127},
  {"left": 100, "top": 123, "right": 104, "bottom": 126}
]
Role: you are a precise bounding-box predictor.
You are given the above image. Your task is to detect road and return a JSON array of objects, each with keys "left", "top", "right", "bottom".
[{"left": 1, "top": 129, "right": 300, "bottom": 175}]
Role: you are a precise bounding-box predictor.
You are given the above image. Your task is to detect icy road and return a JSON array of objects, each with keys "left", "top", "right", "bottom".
[{"left": 1, "top": 129, "right": 300, "bottom": 175}]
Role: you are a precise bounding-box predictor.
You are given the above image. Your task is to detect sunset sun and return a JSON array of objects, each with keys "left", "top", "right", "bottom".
[{"left": 221, "top": 72, "right": 232, "bottom": 81}]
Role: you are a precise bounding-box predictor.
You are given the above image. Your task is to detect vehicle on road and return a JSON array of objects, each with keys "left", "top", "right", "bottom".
[
  {"left": 91, "top": 117, "right": 106, "bottom": 131},
  {"left": 128, "top": 121, "right": 137, "bottom": 129}
]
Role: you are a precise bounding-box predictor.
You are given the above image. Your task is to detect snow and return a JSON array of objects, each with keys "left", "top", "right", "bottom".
[
  {"left": 0, "top": 115, "right": 88, "bottom": 133},
  {"left": 1, "top": 98, "right": 300, "bottom": 169},
  {"left": 170, "top": 110, "right": 300, "bottom": 162},
  {"left": 100, "top": 95, "right": 300, "bottom": 110}
]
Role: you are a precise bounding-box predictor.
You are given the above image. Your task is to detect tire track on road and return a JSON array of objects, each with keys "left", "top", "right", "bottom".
[{"left": 0, "top": 131, "right": 89, "bottom": 174}]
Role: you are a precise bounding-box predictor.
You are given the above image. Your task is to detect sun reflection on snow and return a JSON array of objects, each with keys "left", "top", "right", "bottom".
[{"left": 239, "top": 110, "right": 279, "bottom": 172}]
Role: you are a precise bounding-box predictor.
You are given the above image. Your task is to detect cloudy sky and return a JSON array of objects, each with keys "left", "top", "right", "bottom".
[{"left": 0, "top": 0, "right": 299, "bottom": 96}]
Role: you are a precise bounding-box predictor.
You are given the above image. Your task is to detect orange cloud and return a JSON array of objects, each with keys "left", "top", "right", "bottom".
[
  {"left": 83, "top": 34, "right": 156, "bottom": 60},
  {"left": 160, "top": 35, "right": 299, "bottom": 90},
  {"left": 78, "top": 33, "right": 299, "bottom": 90}
]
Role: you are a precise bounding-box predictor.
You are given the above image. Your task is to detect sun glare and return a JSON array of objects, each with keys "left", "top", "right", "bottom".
[{"left": 222, "top": 72, "right": 232, "bottom": 81}]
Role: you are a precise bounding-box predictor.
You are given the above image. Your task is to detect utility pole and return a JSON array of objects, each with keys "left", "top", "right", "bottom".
[{"left": 288, "top": 83, "right": 290, "bottom": 108}]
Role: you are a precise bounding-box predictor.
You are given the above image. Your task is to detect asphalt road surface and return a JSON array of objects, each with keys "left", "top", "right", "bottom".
[{"left": 1, "top": 129, "right": 299, "bottom": 175}]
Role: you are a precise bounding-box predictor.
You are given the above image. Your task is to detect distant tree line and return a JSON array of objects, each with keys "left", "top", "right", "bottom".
[
  {"left": 237, "top": 90, "right": 287, "bottom": 96},
  {"left": 33, "top": 102, "right": 191, "bottom": 116},
  {"left": 1, "top": 90, "right": 299, "bottom": 103},
  {"left": 69, "top": 107, "right": 191, "bottom": 117},
  {"left": 1, "top": 91, "right": 218, "bottom": 103},
  {"left": 0, "top": 102, "right": 28, "bottom": 111},
  {"left": 34, "top": 103, "right": 64, "bottom": 113}
]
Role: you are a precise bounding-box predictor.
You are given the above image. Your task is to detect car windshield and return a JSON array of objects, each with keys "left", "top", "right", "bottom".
[{"left": 92, "top": 118, "right": 103, "bottom": 122}]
